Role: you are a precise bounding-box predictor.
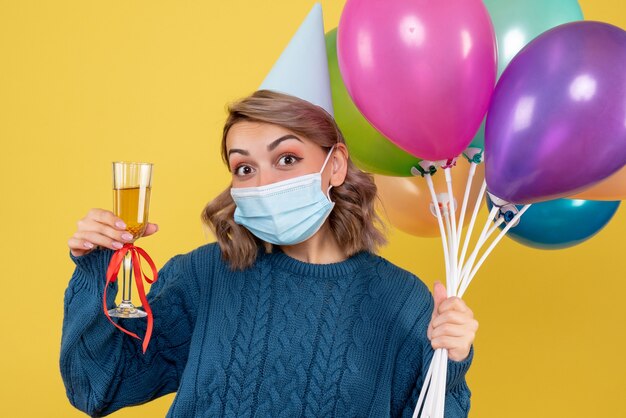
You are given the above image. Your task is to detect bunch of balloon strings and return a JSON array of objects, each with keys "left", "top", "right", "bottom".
[{"left": 410, "top": 149, "right": 531, "bottom": 418}]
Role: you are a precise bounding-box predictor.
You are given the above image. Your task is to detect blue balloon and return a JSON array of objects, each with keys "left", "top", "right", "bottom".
[{"left": 486, "top": 197, "right": 620, "bottom": 249}]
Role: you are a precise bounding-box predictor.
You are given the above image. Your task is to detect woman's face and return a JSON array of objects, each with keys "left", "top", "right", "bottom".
[{"left": 226, "top": 121, "right": 334, "bottom": 189}]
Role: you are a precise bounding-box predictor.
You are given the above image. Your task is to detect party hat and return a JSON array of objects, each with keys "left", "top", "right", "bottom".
[{"left": 260, "top": 3, "right": 334, "bottom": 116}]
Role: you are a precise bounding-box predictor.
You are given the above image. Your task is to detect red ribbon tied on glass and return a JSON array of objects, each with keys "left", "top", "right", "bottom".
[{"left": 103, "top": 243, "right": 158, "bottom": 353}]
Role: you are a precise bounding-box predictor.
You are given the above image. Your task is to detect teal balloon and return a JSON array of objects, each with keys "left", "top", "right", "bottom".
[
  {"left": 487, "top": 197, "right": 619, "bottom": 250},
  {"left": 469, "top": 120, "right": 486, "bottom": 150},
  {"left": 325, "top": 28, "right": 421, "bottom": 177},
  {"left": 485, "top": 0, "right": 583, "bottom": 77},
  {"left": 470, "top": 0, "right": 584, "bottom": 149}
]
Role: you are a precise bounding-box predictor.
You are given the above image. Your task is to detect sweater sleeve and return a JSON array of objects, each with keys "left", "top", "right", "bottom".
[
  {"left": 60, "top": 247, "right": 201, "bottom": 417},
  {"left": 391, "top": 279, "right": 473, "bottom": 418}
]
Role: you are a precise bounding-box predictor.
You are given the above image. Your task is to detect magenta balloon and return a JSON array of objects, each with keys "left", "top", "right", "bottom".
[
  {"left": 337, "top": 0, "right": 497, "bottom": 161},
  {"left": 485, "top": 21, "right": 626, "bottom": 204}
]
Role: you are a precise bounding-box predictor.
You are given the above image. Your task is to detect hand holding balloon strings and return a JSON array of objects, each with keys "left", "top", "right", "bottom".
[{"left": 413, "top": 152, "right": 522, "bottom": 413}]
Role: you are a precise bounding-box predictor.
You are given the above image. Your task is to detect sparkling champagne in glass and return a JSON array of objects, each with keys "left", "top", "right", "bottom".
[{"left": 109, "top": 161, "right": 153, "bottom": 318}]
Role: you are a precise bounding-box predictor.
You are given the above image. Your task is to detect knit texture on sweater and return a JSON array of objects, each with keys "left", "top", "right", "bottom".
[{"left": 60, "top": 243, "right": 473, "bottom": 417}]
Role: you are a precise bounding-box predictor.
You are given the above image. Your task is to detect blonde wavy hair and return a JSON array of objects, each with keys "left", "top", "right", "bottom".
[{"left": 201, "top": 89, "right": 387, "bottom": 270}]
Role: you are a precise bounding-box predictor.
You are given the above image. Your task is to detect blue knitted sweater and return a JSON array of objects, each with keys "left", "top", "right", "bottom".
[{"left": 60, "top": 242, "right": 473, "bottom": 417}]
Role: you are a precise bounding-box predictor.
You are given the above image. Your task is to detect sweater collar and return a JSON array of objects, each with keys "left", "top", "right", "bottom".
[{"left": 268, "top": 246, "right": 372, "bottom": 278}]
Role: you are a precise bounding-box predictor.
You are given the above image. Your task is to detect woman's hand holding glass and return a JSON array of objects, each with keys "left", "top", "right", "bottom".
[{"left": 68, "top": 208, "right": 158, "bottom": 258}]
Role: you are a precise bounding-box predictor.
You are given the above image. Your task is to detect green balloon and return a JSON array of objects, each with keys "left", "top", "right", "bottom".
[
  {"left": 325, "top": 28, "right": 421, "bottom": 177},
  {"left": 470, "top": 0, "right": 584, "bottom": 149}
]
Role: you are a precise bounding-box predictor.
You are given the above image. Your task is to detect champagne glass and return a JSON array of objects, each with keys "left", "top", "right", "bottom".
[{"left": 108, "top": 161, "right": 153, "bottom": 318}]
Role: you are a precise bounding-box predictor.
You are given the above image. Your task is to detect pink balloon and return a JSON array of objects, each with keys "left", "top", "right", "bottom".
[{"left": 338, "top": 0, "right": 497, "bottom": 161}]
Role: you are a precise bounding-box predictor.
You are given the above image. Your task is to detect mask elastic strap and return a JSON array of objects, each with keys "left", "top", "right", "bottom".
[
  {"left": 326, "top": 184, "right": 334, "bottom": 202},
  {"left": 321, "top": 145, "right": 336, "bottom": 202},
  {"left": 319, "top": 145, "right": 336, "bottom": 174}
]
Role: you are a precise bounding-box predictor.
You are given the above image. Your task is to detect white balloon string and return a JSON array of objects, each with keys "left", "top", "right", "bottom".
[
  {"left": 456, "top": 179, "right": 486, "bottom": 290},
  {"left": 414, "top": 172, "right": 450, "bottom": 418},
  {"left": 459, "top": 204, "right": 531, "bottom": 297},
  {"left": 412, "top": 354, "right": 436, "bottom": 418},
  {"left": 444, "top": 168, "right": 458, "bottom": 296},
  {"left": 456, "top": 215, "right": 503, "bottom": 300},
  {"left": 436, "top": 348, "right": 449, "bottom": 418},
  {"left": 457, "top": 206, "right": 499, "bottom": 292},
  {"left": 455, "top": 162, "right": 476, "bottom": 261},
  {"left": 424, "top": 173, "right": 451, "bottom": 286},
  {"left": 443, "top": 207, "right": 455, "bottom": 297},
  {"left": 421, "top": 348, "right": 442, "bottom": 418}
]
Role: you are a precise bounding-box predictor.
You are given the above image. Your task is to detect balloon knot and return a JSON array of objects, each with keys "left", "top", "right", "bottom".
[
  {"left": 411, "top": 163, "right": 437, "bottom": 177},
  {"left": 503, "top": 210, "right": 516, "bottom": 223},
  {"left": 441, "top": 158, "right": 457, "bottom": 169},
  {"left": 463, "top": 148, "right": 484, "bottom": 164}
]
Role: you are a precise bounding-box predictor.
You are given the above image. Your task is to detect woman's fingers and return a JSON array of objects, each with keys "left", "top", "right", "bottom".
[
  {"left": 68, "top": 237, "right": 96, "bottom": 257},
  {"left": 79, "top": 217, "right": 134, "bottom": 244},
  {"left": 430, "top": 335, "right": 468, "bottom": 349},
  {"left": 429, "top": 322, "right": 477, "bottom": 339},
  {"left": 430, "top": 335, "right": 473, "bottom": 362},
  {"left": 437, "top": 296, "right": 470, "bottom": 315},
  {"left": 427, "top": 295, "right": 478, "bottom": 362},
  {"left": 69, "top": 208, "right": 130, "bottom": 257},
  {"left": 72, "top": 229, "right": 131, "bottom": 251},
  {"left": 69, "top": 208, "right": 159, "bottom": 258},
  {"left": 428, "top": 319, "right": 478, "bottom": 363},
  {"left": 431, "top": 281, "right": 448, "bottom": 317},
  {"left": 86, "top": 208, "right": 127, "bottom": 230},
  {"left": 142, "top": 223, "right": 159, "bottom": 237},
  {"left": 430, "top": 310, "right": 474, "bottom": 329}
]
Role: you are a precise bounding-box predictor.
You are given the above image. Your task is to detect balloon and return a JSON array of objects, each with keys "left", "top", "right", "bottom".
[
  {"left": 486, "top": 0, "right": 583, "bottom": 77},
  {"left": 469, "top": 121, "right": 487, "bottom": 151},
  {"left": 375, "top": 158, "right": 485, "bottom": 238},
  {"left": 325, "top": 28, "right": 421, "bottom": 177},
  {"left": 338, "top": 0, "right": 497, "bottom": 161},
  {"left": 570, "top": 165, "right": 626, "bottom": 200},
  {"left": 485, "top": 21, "right": 626, "bottom": 204},
  {"left": 486, "top": 196, "right": 620, "bottom": 249},
  {"left": 469, "top": 0, "right": 583, "bottom": 150}
]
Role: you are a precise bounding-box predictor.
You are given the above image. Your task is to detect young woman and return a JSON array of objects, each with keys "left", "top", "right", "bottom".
[{"left": 62, "top": 90, "right": 478, "bottom": 417}]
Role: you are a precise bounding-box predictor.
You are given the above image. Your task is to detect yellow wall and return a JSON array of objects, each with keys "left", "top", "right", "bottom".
[{"left": 1, "top": 1, "right": 624, "bottom": 416}]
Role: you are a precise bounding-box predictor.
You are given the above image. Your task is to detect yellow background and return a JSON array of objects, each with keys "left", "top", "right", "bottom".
[{"left": 1, "top": 0, "right": 625, "bottom": 416}]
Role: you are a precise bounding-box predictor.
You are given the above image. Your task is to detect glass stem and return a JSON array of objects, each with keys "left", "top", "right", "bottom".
[{"left": 121, "top": 251, "right": 133, "bottom": 303}]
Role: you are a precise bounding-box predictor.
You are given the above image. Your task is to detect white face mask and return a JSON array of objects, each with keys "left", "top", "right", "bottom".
[{"left": 230, "top": 146, "right": 336, "bottom": 246}]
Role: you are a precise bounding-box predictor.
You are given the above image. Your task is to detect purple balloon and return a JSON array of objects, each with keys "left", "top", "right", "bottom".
[{"left": 485, "top": 21, "right": 626, "bottom": 204}]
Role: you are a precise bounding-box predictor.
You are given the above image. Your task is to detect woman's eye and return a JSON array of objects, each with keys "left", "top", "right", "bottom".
[
  {"left": 277, "top": 154, "right": 302, "bottom": 166},
  {"left": 234, "top": 165, "right": 254, "bottom": 176}
]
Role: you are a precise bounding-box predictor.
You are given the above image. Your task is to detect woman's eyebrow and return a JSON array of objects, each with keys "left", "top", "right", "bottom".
[
  {"left": 227, "top": 134, "right": 303, "bottom": 158},
  {"left": 267, "top": 135, "right": 302, "bottom": 151},
  {"left": 228, "top": 148, "right": 249, "bottom": 157}
]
